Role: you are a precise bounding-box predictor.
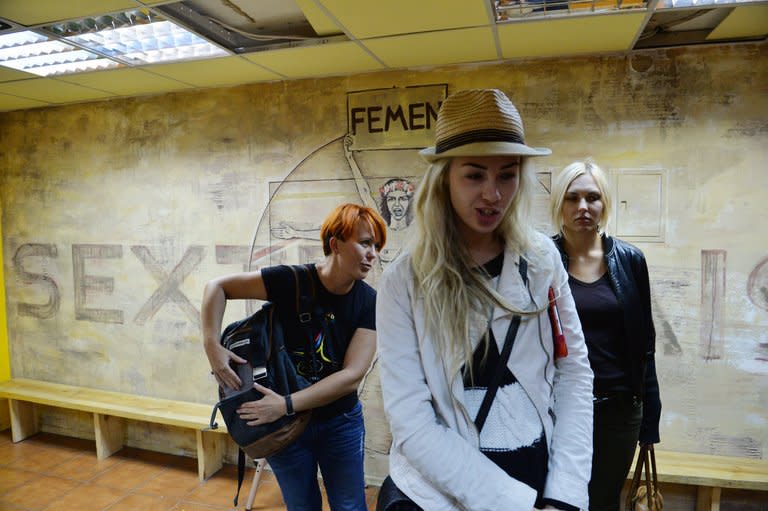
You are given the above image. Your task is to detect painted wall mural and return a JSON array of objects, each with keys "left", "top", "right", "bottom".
[{"left": 1, "top": 43, "right": 766, "bottom": 480}]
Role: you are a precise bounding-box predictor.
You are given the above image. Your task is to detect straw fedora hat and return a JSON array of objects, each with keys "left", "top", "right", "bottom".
[{"left": 419, "top": 88, "right": 551, "bottom": 162}]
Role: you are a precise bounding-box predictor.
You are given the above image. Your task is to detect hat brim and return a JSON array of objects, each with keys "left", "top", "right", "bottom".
[{"left": 419, "top": 141, "right": 551, "bottom": 163}]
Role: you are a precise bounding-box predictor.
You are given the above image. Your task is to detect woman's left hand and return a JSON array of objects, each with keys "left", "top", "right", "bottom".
[{"left": 236, "top": 382, "right": 288, "bottom": 426}]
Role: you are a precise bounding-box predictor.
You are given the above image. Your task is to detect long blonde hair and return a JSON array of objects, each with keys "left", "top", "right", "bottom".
[{"left": 410, "top": 157, "right": 545, "bottom": 374}]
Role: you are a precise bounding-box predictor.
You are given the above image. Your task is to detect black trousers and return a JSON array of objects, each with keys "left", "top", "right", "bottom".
[{"left": 589, "top": 394, "right": 643, "bottom": 511}]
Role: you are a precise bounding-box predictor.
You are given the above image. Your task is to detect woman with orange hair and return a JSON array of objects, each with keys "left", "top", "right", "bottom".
[{"left": 202, "top": 203, "right": 387, "bottom": 511}]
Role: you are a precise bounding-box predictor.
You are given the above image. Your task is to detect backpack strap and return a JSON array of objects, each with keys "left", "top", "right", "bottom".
[
  {"left": 292, "top": 264, "right": 316, "bottom": 325},
  {"left": 289, "top": 265, "right": 321, "bottom": 382}
]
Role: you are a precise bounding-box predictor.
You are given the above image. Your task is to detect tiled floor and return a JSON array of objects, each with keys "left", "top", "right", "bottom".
[{"left": 0, "top": 430, "right": 380, "bottom": 510}]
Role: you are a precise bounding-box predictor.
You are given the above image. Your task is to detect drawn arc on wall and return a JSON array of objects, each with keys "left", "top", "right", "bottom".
[{"left": 247, "top": 134, "right": 345, "bottom": 276}]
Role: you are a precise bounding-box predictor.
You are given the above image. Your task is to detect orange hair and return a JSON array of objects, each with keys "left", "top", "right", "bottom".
[{"left": 320, "top": 203, "right": 387, "bottom": 256}]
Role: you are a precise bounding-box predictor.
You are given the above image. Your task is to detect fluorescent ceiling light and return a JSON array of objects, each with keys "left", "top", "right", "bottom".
[
  {"left": 0, "top": 9, "right": 230, "bottom": 77},
  {"left": 45, "top": 10, "right": 229, "bottom": 65},
  {"left": 493, "top": 0, "right": 647, "bottom": 20},
  {"left": 0, "top": 30, "right": 120, "bottom": 76},
  {"left": 658, "top": 0, "right": 762, "bottom": 7}
]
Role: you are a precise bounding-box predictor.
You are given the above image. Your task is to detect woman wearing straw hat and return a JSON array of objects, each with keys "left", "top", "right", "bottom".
[
  {"left": 376, "top": 89, "right": 594, "bottom": 511},
  {"left": 550, "top": 160, "right": 661, "bottom": 511}
]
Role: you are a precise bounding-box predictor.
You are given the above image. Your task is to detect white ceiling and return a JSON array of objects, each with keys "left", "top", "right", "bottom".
[{"left": 0, "top": 0, "right": 766, "bottom": 112}]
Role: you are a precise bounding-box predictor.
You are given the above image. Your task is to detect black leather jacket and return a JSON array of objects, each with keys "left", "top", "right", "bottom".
[{"left": 554, "top": 234, "right": 661, "bottom": 444}]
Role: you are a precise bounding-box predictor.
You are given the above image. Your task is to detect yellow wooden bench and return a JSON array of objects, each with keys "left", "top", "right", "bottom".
[
  {"left": 0, "top": 378, "right": 228, "bottom": 481},
  {"left": 635, "top": 449, "right": 768, "bottom": 511}
]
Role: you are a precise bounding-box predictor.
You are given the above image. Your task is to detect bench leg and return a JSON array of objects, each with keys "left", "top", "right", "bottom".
[
  {"left": 0, "top": 398, "right": 10, "bottom": 431},
  {"left": 696, "top": 486, "right": 721, "bottom": 511},
  {"left": 197, "top": 430, "right": 224, "bottom": 481},
  {"left": 94, "top": 413, "right": 125, "bottom": 459},
  {"left": 9, "top": 399, "right": 37, "bottom": 442}
]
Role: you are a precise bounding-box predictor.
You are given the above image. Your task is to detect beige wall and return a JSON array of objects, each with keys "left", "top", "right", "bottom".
[{"left": 1, "top": 42, "right": 766, "bottom": 481}]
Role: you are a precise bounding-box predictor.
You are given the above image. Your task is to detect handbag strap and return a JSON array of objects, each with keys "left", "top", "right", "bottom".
[
  {"left": 626, "top": 445, "right": 646, "bottom": 510},
  {"left": 645, "top": 445, "right": 659, "bottom": 509},
  {"left": 474, "top": 257, "right": 527, "bottom": 433},
  {"left": 626, "top": 444, "right": 658, "bottom": 511},
  {"left": 649, "top": 444, "right": 659, "bottom": 490}
]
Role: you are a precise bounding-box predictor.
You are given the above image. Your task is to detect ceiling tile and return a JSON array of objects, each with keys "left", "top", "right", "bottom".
[
  {"left": 707, "top": 4, "right": 768, "bottom": 40},
  {"left": 498, "top": 12, "right": 646, "bottom": 58},
  {"left": 0, "top": 78, "right": 115, "bottom": 104},
  {"left": 0, "top": 93, "right": 50, "bottom": 112},
  {"left": 56, "top": 67, "right": 192, "bottom": 96},
  {"left": 363, "top": 27, "right": 498, "bottom": 68},
  {"left": 295, "top": 0, "right": 343, "bottom": 36},
  {"left": 146, "top": 56, "right": 281, "bottom": 88},
  {"left": 0, "top": 0, "right": 140, "bottom": 26},
  {"left": 0, "top": 67, "right": 37, "bottom": 83},
  {"left": 318, "top": 0, "right": 491, "bottom": 39},
  {"left": 244, "top": 41, "right": 384, "bottom": 78}
]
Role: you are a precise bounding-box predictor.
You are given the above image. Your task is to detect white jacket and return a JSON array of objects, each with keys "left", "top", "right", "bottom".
[{"left": 376, "top": 235, "right": 593, "bottom": 511}]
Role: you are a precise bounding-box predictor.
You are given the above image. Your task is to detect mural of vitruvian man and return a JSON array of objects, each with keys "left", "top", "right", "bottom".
[{"left": 260, "top": 134, "right": 419, "bottom": 274}]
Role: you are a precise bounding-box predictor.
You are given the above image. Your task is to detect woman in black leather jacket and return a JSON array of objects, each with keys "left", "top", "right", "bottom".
[{"left": 550, "top": 160, "right": 661, "bottom": 511}]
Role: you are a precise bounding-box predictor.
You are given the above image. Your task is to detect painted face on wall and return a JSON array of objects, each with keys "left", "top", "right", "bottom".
[
  {"left": 386, "top": 190, "right": 410, "bottom": 223},
  {"left": 332, "top": 220, "right": 379, "bottom": 281},
  {"left": 447, "top": 155, "right": 521, "bottom": 243},
  {"left": 561, "top": 173, "right": 604, "bottom": 234}
]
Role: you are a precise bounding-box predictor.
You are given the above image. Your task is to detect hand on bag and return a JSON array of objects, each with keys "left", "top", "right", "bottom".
[
  {"left": 207, "top": 344, "right": 246, "bottom": 391},
  {"left": 237, "top": 382, "right": 287, "bottom": 426}
]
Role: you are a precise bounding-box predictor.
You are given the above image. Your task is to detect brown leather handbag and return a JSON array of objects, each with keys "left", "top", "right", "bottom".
[{"left": 626, "top": 444, "right": 664, "bottom": 511}]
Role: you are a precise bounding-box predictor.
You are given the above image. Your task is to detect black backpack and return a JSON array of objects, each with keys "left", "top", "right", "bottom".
[{"left": 208, "top": 265, "right": 318, "bottom": 505}]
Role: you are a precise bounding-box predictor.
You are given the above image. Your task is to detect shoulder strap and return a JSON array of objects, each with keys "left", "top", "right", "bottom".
[
  {"left": 291, "top": 265, "right": 316, "bottom": 324},
  {"left": 474, "top": 316, "right": 520, "bottom": 432},
  {"left": 519, "top": 256, "right": 528, "bottom": 285},
  {"left": 290, "top": 265, "right": 322, "bottom": 382},
  {"left": 474, "top": 255, "right": 526, "bottom": 433}
]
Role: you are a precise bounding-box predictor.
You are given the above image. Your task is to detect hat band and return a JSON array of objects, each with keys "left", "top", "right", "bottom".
[{"left": 435, "top": 129, "right": 525, "bottom": 154}]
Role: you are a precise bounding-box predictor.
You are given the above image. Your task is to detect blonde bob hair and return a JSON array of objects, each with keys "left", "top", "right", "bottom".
[
  {"left": 410, "top": 156, "right": 546, "bottom": 374},
  {"left": 550, "top": 159, "right": 612, "bottom": 235}
]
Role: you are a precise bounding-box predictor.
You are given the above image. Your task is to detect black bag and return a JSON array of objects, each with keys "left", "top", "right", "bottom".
[
  {"left": 209, "top": 301, "right": 313, "bottom": 457},
  {"left": 376, "top": 476, "right": 422, "bottom": 511},
  {"left": 208, "top": 265, "right": 319, "bottom": 505}
]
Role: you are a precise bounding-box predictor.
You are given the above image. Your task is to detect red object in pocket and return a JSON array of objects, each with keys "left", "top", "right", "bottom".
[{"left": 548, "top": 287, "right": 568, "bottom": 359}]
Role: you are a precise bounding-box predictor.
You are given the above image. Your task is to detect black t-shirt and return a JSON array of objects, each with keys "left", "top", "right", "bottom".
[
  {"left": 568, "top": 273, "right": 630, "bottom": 395},
  {"left": 261, "top": 264, "right": 376, "bottom": 419}
]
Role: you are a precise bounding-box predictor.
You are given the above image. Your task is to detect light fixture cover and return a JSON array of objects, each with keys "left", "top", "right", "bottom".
[
  {"left": 0, "top": 30, "right": 120, "bottom": 76},
  {"left": 44, "top": 9, "right": 229, "bottom": 65}
]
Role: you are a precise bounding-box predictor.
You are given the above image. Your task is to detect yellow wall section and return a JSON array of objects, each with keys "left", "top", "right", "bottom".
[{"left": 0, "top": 202, "right": 8, "bottom": 382}]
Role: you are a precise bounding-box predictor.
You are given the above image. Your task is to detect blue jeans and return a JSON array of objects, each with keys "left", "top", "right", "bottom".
[{"left": 267, "top": 401, "right": 367, "bottom": 511}]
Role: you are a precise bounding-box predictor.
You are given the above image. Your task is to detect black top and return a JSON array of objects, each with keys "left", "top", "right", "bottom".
[
  {"left": 461, "top": 253, "right": 576, "bottom": 511},
  {"left": 261, "top": 264, "right": 376, "bottom": 419},
  {"left": 554, "top": 234, "right": 661, "bottom": 444},
  {"left": 569, "top": 273, "right": 631, "bottom": 395}
]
